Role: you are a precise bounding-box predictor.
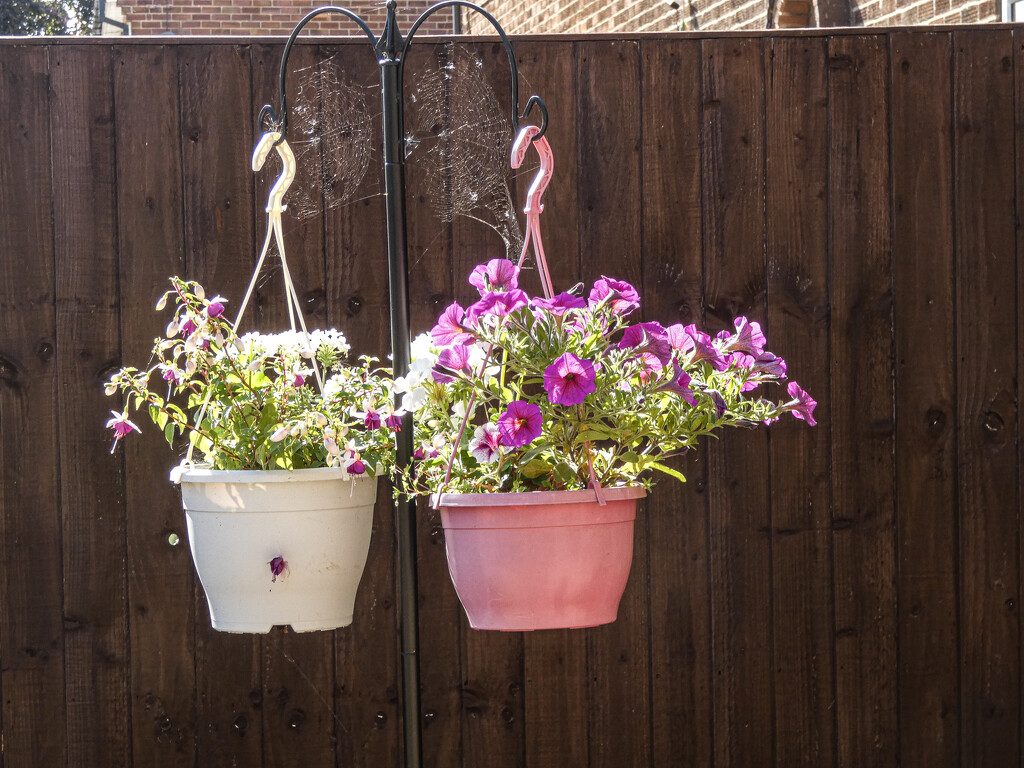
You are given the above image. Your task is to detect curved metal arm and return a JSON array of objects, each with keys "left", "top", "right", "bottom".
[
  {"left": 256, "top": 6, "right": 379, "bottom": 141},
  {"left": 400, "top": 0, "right": 548, "bottom": 140}
]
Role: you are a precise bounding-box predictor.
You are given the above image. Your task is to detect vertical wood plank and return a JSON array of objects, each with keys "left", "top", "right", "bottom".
[
  {"left": 890, "top": 31, "right": 960, "bottom": 768},
  {"left": 250, "top": 41, "right": 338, "bottom": 768},
  {"left": 640, "top": 37, "right": 714, "bottom": 768},
  {"left": 764, "top": 35, "right": 835, "bottom": 768},
  {"left": 516, "top": 38, "right": 591, "bottom": 768},
  {"left": 403, "top": 40, "right": 463, "bottom": 768},
  {"left": 577, "top": 38, "right": 651, "bottom": 768},
  {"left": 50, "top": 44, "right": 131, "bottom": 768},
  {"left": 115, "top": 43, "right": 197, "bottom": 768},
  {"left": 828, "top": 33, "right": 898, "bottom": 768},
  {"left": 319, "top": 43, "right": 402, "bottom": 768},
  {"left": 1017, "top": 26, "right": 1024, "bottom": 768},
  {"left": 179, "top": 43, "right": 264, "bottom": 768},
  {"left": 700, "top": 35, "right": 773, "bottom": 768},
  {"left": 0, "top": 43, "right": 67, "bottom": 768},
  {"left": 953, "top": 28, "right": 1020, "bottom": 768}
]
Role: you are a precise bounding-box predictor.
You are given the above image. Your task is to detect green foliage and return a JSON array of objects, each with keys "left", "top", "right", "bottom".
[{"left": 0, "top": 0, "right": 94, "bottom": 35}]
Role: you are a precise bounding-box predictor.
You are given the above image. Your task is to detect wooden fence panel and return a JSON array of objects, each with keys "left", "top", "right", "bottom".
[
  {"left": 953, "top": 28, "right": 1021, "bottom": 768},
  {"left": 0, "top": 28, "right": 1022, "bottom": 768},
  {"left": 890, "top": 31, "right": 960, "bottom": 768}
]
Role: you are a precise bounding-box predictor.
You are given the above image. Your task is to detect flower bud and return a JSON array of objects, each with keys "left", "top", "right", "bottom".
[
  {"left": 155, "top": 293, "right": 168, "bottom": 311},
  {"left": 270, "top": 426, "right": 290, "bottom": 442},
  {"left": 194, "top": 284, "right": 205, "bottom": 301}
]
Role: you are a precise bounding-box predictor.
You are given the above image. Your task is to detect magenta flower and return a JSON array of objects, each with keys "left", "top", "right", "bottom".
[
  {"left": 787, "top": 381, "right": 817, "bottom": 426},
  {"left": 161, "top": 365, "right": 184, "bottom": 385},
  {"left": 684, "top": 327, "right": 729, "bottom": 372},
  {"left": 730, "top": 317, "right": 767, "bottom": 356},
  {"left": 385, "top": 413, "right": 402, "bottom": 431},
  {"left": 657, "top": 361, "right": 698, "bottom": 406},
  {"left": 619, "top": 321, "right": 672, "bottom": 368},
  {"left": 431, "top": 302, "right": 474, "bottom": 346},
  {"left": 497, "top": 400, "right": 543, "bottom": 447},
  {"left": 468, "top": 259, "right": 520, "bottom": 295},
  {"left": 753, "top": 352, "right": 787, "bottom": 377},
  {"left": 666, "top": 323, "right": 689, "bottom": 351},
  {"left": 364, "top": 409, "right": 382, "bottom": 430},
  {"left": 588, "top": 276, "right": 640, "bottom": 315},
  {"left": 532, "top": 292, "right": 586, "bottom": 316},
  {"left": 349, "top": 459, "right": 367, "bottom": 475},
  {"left": 106, "top": 410, "right": 141, "bottom": 452},
  {"left": 180, "top": 317, "right": 198, "bottom": 337},
  {"left": 728, "top": 351, "right": 755, "bottom": 370},
  {"left": 207, "top": 299, "right": 226, "bottom": 318},
  {"left": 468, "top": 423, "right": 502, "bottom": 464},
  {"left": 432, "top": 344, "right": 471, "bottom": 383},
  {"left": 293, "top": 372, "right": 306, "bottom": 388},
  {"left": 413, "top": 446, "right": 426, "bottom": 460},
  {"left": 270, "top": 556, "right": 287, "bottom": 582},
  {"left": 544, "top": 353, "right": 597, "bottom": 406},
  {"left": 710, "top": 391, "right": 727, "bottom": 418},
  {"left": 465, "top": 289, "right": 529, "bottom": 324}
]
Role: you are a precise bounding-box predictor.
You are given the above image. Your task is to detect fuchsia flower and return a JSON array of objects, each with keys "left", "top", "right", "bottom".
[
  {"left": 497, "top": 401, "right": 543, "bottom": 447},
  {"left": 180, "top": 317, "right": 198, "bottom": 337},
  {"left": 544, "top": 353, "right": 597, "bottom": 406},
  {"left": 206, "top": 298, "right": 226, "bottom": 318},
  {"left": 348, "top": 459, "right": 366, "bottom": 475},
  {"left": 532, "top": 292, "right": 586, "bottom": 316},
  {"left": 730, "top": 316, "right": 767, "bottom": 356},
  {"left": 469, "top": 259, "right": 520, "bottom": 294},
  {"left": 468, "top": 423, "right": 502, "bottom": 464},
  {"left": 292, "top": 372, "right": 306, "bottom": 388},
  {"left": 161, "top": 365, "right": 184, "bottom": 385},
  {"left": 465, "top": 289, "right": 529, "bottom": 323},
  {"left": 588, "top": 276, "right": 640, "bottom": 315},
  {"left": 270, "top": 556, "right": 287, "bottom": 582},
  {"left": 657, "top": 361, "right": 698, "bottom": 406},
  {"left": 431, "top": 302, "right": 474, "bottom": 346},
  {"left": 432, "top": 344, "right": 471, "bottom": 383},
  {"left": 385, "top": 413, "right": 402, "bottom": 431},
  {"left": 787, "top": 381, "right": 817, "bottom": 426},
  {"left": 619, "top": 322, "right": 672, "bottom": 368},
  {"left": 106, "top": 410, "right": 141, "bottom": 452},
  {"left": 364, "top": 409, "right": 382, "bottom": 430}
]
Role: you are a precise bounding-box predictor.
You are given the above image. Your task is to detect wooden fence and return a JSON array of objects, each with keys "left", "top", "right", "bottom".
[{"left": 0, "top": 24, "right": 1022, "bottom": 767}]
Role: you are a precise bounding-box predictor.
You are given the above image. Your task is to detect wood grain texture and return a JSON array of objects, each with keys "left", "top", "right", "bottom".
[
  {"left": 763, "top": 35, "right": 835, "bottom": 768},
  {"left": 828, "top": 34, "right": 898, "bottom": 768},
  {"left": 701, "top": 35, "right": 774, "bottom": 768},
  {"left": 178, "top": 43, "right": 265, "bottom": 768},
  {"left": 114, "top": 43, "right": 197, "bottom": 768},
  {"left": 577, "top": 39, "right": 652, "bottom": 768},
  {"left": 515, "top": 38, "right": 590, "bottom": 768},
  {"left": 640, "top": 37, "right": 714, "bottom": 768},
  {"left": 0, "top": 43, "right": 67, "bottom": 768},
  {"left": 890, "top": 31, "right": 960, "bottom": 768},
  {"left": 953, "top": 29, "right": 1020, "bottom": 768},
  {"left": 50, "top": 44, "right": 131, "bottom": 768}
]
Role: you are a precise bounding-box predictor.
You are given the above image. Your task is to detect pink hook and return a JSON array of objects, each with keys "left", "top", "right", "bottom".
[{"left": 511, "top": 125, "right": 555, "bottom": 299}]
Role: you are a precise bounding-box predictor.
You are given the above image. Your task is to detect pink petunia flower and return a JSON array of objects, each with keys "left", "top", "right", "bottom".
[
  {"left": 587, "top": 276, "right": 640, "bottom": 315},
  {"left": 431, "top": 302, "right": 474, "bottom": 346},
  {"left": 786, "top": 381, "right": 817, "bottom": 426},
  {"left": 619, "top": 321, "right": 672, "bottom": 368},
  {"left": 657, "top": 361, "right": 698, "bottom": 406},
  {"left": 432, "top": 344, "right": 471, "bottom": 383},
  {"left": 730, "top": 316, "right": 767, "bottom": 356},
  {"left": 465, "top": 289, "right": 529, "bottom": 324},
  {"left": 497, "top": 400, "right": 543, "bottom": 448},
  {"left": 544, "top": 353, "right": 597, "bottom": 406},
  {"left": 468, "top": 423, "right": 502, "bottom": 464},
  {"left": 468, "top": 259, "right": 521, "bottom": 295},
  {"left": 753, "top": 351, "right": 787, "bottom": 377},
  {"left": 532, "top": 292, "right": 586, "bottom": 316}
]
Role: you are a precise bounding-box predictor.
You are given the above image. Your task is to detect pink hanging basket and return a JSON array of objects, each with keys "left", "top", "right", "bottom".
[{"left": 435, "top": 486, "right": 646, "bottom": 631}]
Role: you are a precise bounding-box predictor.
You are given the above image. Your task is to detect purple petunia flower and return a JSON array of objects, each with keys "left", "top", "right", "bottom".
[
  {"left": 666, "top": 323, "right": 690, "bottom": 351},
  {"left": 684, "top": 327, "right": 729, "bottom": 372},
  {"left": 270, "top": 556, "right": 287, "bottom": 582},
  {"left": 468, "top": 423, "right": 502, "bottom": 464},
  {"left": 465, "top": 289, "right": 529, "bottom": 324},
  {"left": 787, "top": 381, "right": 817, "bottom": 426},
  {"left": 468, "top": 259, "right": 520, "bottom": 295},
  {"left": 710, "top": 391, "right": 727, "bottom": 419},
  {"left": 544, "top": 353, "right": 597, "bottom": 406},
  {"left": 753, "top": 351, "right": 787, "bottom": 377},
  {"left": 657, "top": 361, "right": 698, "bottom": 406},
  {"left": 730, "top": 316, "right": 767, "bottom": 356},
  {"left": 619, "top": 321, "right": 672, "bottom": 368},
  {"left": 432, "top": 344, "right": 471, "bottom": 383},
  {"left": 532, "top": 292, "right": 586, "bottom": 316},
  {"left": 431, "top": 302, "right": 474, "bottom": 347},
  {"left": 497, "top": 400, "right": 543, "bottom": 448},
  {"left": 588, "top": 276, "right": 640, "bottom": 315}
]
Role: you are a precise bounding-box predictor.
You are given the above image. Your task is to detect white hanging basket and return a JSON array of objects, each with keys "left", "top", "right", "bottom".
[{"left": 175, "top": 466, "right": 376, "bottom": 633}]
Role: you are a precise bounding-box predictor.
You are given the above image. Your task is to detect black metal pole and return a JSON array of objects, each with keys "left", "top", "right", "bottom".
[{"left": 377, "top": 4, "right": 422, "bottom": 767}]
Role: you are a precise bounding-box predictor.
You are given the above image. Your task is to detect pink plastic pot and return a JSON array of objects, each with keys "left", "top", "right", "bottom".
[{"left": 436, "top": 486, "right": 646, "bottom": 631}]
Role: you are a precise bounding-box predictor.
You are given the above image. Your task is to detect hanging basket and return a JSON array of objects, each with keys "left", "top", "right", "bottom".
[
  {"left": 176, "top": 466, "right": 376, "bottom": 633},
  {"left": 434, "top": 486, "right": 645, "bottom": 631}
]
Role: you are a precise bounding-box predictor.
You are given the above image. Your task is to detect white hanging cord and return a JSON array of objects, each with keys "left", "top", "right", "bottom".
[{"left": 184, "top": 131, "right": 324, "bottom": 465}]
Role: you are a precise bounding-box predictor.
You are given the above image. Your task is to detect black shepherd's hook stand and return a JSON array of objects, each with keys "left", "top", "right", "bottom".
[{"left": 257, "top": 3, "right": 547, "bottom": 767}]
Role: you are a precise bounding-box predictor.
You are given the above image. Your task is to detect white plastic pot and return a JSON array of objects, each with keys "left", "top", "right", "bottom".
[{"left": 175, "top": 466, "right": 376, "bottom": 633}]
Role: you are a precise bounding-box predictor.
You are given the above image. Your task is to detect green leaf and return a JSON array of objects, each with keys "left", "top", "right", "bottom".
[
  {"left": 164, "top": 423, "right": 175, "bottom": 448},
  {"left": 521, "top": 459, "right": 552, "bottom": 479},
  {"left": 650, "top": 462, "right": 687, "bottom": 483},
  {"left": 574, "top": 429, "right": 611, "bottom": 444},
  {"left": 553, "top": 461, "right": 575, "bottom": 485}
]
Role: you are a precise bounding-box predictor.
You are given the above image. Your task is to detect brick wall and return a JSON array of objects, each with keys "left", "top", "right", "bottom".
[
  {"left": 114, "top": 0, "right": 452, "bottom": 36},
  {"left": 462, "top": 0, "right": 998, "bottom": 33}
]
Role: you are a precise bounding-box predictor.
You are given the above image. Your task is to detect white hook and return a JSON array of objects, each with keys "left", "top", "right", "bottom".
[{"left": 252, "top": 131, "right": 296, "bottom": 215}]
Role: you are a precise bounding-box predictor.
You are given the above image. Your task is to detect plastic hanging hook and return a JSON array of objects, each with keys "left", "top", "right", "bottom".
[
  {"left": 252, "top": 130, "right": 296, "bottom": 215},
  {"left": 511, "top": 124, "right": 555, "bottom": 300}
]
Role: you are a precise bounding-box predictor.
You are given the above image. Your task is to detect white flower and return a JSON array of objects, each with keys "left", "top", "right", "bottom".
[
  {"left": 410, "top": 332, "right": 436, "bottom": 362},
  {"left": 451, "top": 400, "right": 476, "bottom": 425},
  {"left": 468, "top": 423, "right": 501, "bottom": 464},
  {"left": 270, "top": 426, "right": 290, "bottom": 442},
  {"left": 401, "top": 387, "right": 428, "bottom": 413}
]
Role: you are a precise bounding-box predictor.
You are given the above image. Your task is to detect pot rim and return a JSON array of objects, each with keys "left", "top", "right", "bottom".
[
  {"left": 433, "top": 484, "right": 646, "bottom": 508},
  {"left": 172, "top": 465, "right": 374, "bottom": 485}
]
